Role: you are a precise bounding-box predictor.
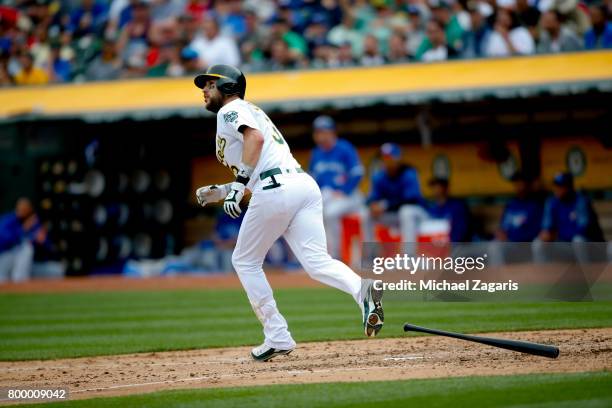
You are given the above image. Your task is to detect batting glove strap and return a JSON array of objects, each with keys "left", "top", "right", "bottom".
[
  {"left": 223, "top": 182, "right": 245, "bottom": 219},
  {"left": 235, "top": 162, "right": 254, "bottom": 186}
]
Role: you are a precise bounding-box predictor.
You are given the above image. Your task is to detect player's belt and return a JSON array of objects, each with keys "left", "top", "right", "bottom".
[{"left": 259, "top": 167, "right": 305, "bottom": 190}]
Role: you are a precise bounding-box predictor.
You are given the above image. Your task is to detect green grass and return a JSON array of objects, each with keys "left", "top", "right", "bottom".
[
  {"left": 1, "top": 288, "right": 611, "bottom": 360},
  {"left": 20, "top": 371, "right": 612, "bottom": 408}
]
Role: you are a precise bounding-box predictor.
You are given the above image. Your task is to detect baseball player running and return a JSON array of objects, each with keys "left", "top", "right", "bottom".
[{"left": 194, "top": 64, "right": 384, "bottom": 361}]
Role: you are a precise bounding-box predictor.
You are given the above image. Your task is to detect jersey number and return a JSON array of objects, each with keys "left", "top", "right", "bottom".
[
  {"left": 249, "top": 103, "right": 286, "bottom": 145},
  {"left": 217, "top": 137, "right": 239, "bottom": 176}
]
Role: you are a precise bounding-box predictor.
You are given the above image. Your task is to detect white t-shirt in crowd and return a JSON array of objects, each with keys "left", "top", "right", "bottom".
[
  {"left": 190, "top": 34, "right": 241, "bottom": 68},
  {"left": 484, "top": 27, "right": 535, "bottom": 57}
]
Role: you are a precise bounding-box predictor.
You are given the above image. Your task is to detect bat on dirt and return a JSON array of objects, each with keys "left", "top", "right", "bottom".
[{"left": 403, "top": 323, "right": 560, "bottom": 359}]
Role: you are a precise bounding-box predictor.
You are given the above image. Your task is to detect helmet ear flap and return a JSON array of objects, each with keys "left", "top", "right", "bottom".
[
  {"left": 220, "top": 82, "right": 238, "bottom": 95},
  {"left": 217, "top": 79, "right": 244, "bottom": 98}
]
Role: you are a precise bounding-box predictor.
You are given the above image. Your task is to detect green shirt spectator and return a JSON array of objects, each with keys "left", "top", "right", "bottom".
[{"left": 415, "top": 15, "right": 464, "bottom": 59}]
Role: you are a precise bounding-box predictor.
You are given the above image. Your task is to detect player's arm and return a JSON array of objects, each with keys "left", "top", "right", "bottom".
[
  {"left": 239, "top": 125, "right": 264, "bottom": 169},
  {"left": 222, "top": 126, "right": 263, "bottom": 219},
  {"left": 195, "top": 128, "right": 262, "bottom": 208}
]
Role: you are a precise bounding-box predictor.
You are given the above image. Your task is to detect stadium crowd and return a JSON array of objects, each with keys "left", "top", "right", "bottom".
[{"left": 1, "top": 0, "right": 611, "bottom": 86}]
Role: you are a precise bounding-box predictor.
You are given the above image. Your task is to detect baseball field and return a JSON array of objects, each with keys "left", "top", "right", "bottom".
[{"left": 1, "top": 273, "right": 611, "bottom": 407}]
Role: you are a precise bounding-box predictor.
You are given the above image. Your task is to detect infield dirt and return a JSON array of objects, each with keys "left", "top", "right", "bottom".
[{"left": 1, "top": 328, "right": 610, "bottom": 404}]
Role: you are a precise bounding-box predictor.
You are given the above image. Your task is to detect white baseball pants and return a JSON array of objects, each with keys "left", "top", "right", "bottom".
[{"left": 232, "top": 172, "right": 363, "bottom": 350}]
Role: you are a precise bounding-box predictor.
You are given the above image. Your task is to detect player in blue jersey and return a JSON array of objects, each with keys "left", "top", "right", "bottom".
[
  {"left": 533, "top": 172, "right": 604, "bottom": 264},
  {"left": 540, "top": 172, "right": 603, "bottom": 242},
  {"left": 367, "top": 143, "right": 422, "bottom": 214},
  {"left": 425, "top": 178, "right": 471, "bottom": 242},
  {"left": 366, "top": 143, "right": 425, "bottom": 242},
  {"left": 309, "top": 115, "right": 364, "bottom": 257},
  {"left": 498, "top": 172, "right": 544, "bottom": 242}
]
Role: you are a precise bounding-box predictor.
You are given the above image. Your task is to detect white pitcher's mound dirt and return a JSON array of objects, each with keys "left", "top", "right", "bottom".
[{"left": 1, "top": 328, "right": 610, "bottom": 404}]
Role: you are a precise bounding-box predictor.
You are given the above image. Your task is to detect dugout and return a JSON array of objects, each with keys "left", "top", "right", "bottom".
[{"left": 1, "top": 51, "right": 611, "bottom": 275}]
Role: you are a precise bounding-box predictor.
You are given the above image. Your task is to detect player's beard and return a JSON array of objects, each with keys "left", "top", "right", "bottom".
[{"left": 205, "top": 94, "right": 223, "bottom": 113}]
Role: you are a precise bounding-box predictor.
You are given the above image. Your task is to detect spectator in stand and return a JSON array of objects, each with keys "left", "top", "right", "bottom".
[
  {"left": 419, "top": 19, "right": 456, "bottom": 61},
  {"left": 537, "top": 10, "right": 583, "bottom": 53},
  {"left": 176, "top": 13, "right": 199, "bottom": 45},
  {"left": 179, "top": 45, "right": 200, "bottom": 74},
  {"left": 497, "top": 171, "right": 544, "bottom": 242},
  {"left": 267, "top": 38, "right": 303, "bottom": 70},
  {"left": 365, "top": 143, "right": 423, "bottom": 242},
  {"left": 387, "top": 31, "right": 410, "bottom": 63},
  {"left": 425, "top": 177, "right": 471, "bottom": 242},
  {"left": 540, "top": 172, "right": 604, "bottom": 242},
  {"left": 47, "top": 41, "right": 72, "bottom": 83},
  {"left": 116, "top": 1, "right": 151, "bottom": 65},
  {"left": 336, "top": 41, "right": 357, "bottom": 66},
  {"left": 516, "top": 0, "right": 541, "bottom": 40},
  {"left": 147, "top": 42, "right": 183, "bottom": 77},
  {"left": 184, "top": 0, "right": 213, "bottom": 22},
  {"left": 190, "top": 15, "right": 240, "bottom": 68},
  {"left": 0, "top": 52, "right": 12, "bottom": 86},
  {"left": 327, "top": 12, "right": 363, "bottom": 57},
  {"left": 428, "top": 0, "right": 465, "bottom": 53},
  {"left": 406, "top": 5, "right": 427, "bottom": 58},
  {"left": 85, "top": 39, "right": 122, "bottom": 81},
  {"left": 268, "top": 16, "right": 308, "bottom": 59},
  {"left": 238, "top": 8, "right": 268, "bottom": 71},
  {"left": 244, "top": 0, "right": 276, "bottom": 22},
  {"left": 29, "top": 25, "right": 52, "bottom": 69},
  {"left": 360, "top": 33, "right": 386, "bottom": 65},
  {"left": 69, "top": 0, "right": 108, "bottom": 39},
  {"left": 462, "top": 1, "right": 492, "bottom": 58},
  {"left": 305, "top": 13, "right": 331, "bottom": 58},
  {"left": 484, "top": 8, "right": 535, "bottom": 56},
  {"left": 550, "top": 0, "right": 591, "bottom": 37},
  {"left": 584, "top": 4, "right": 612, "bottom": 49},
  {"left": 311, "top": 42, "right": 341, "bottom": 68},
  {"left": 150, "top": 0, "right": 185, "bottom": 25},
  {"left": 215, "top": 0, "right": 247, "bottom": 39},
  {"left": 14, "top": 52, "right": 49, "bottom": 85},
  {"left": 309, "top": 115, "right": 364, "bottom": 258},
  {"left": 367, "top": 1, "right": 405, "bottom": 56}
]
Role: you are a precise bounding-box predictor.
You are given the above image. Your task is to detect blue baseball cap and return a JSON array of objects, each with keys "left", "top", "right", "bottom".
[
  {"left": 407, "top": 5, "right": 420, "bottom": 15},
  {"left": 181, "top": 47, "right": 198, "bottom": 60},
  {"left": 553, "top": 172, "right": 573, "bottom": 187},
  {"left": 313, "top": 115, "right": 336, "bottom": 131},
  {"left": 380, "top": 143, "right": 401, "bottom": 159}
]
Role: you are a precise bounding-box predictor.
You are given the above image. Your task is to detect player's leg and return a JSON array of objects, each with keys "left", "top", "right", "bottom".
[
  {"left": 0, "top": 247, "right": 17, "bottom": 283},
  {"left": 231, "top": 189, "right": 296, "bottom": 354},
  {"left": 11, "top": 241, "right": 33, "bottom": 282},
  {"left": 283, "top": 176, "right": 384, "bottom": 337},
  {"left": 398, "top": 204, "right": 429, "bottom": 255}
]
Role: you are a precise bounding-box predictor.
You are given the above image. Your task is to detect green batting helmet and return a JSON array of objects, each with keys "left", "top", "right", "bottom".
[{"left": 194, "top": 64, "right": 246, "bottom": 99}]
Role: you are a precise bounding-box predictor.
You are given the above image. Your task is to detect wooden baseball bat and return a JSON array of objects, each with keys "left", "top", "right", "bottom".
[{"left": 403, "top": 323, "right": 560, "bottom": 359}]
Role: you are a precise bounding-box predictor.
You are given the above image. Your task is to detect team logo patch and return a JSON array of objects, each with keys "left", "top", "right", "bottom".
[{"left": 224, "top": 111, "right": 238, "bottom": 123}]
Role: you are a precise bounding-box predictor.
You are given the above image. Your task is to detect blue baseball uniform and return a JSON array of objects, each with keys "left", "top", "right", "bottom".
[
  {"left": 367, "top": 165, "right": 423, "bottom": 211},
  {"left": 426, "top": 199, "right": 471, "bottom": 242},
  {"left": 0, "top": 213, "right": 22, "bottom": 252},
  {"left": 309, "top": 139, "right": 364, "bottom": 195},
  {"left": 500, "top": 197, "right": 544, "bottom": 242},
  {"left": 542, "top": 192, "right": 603, "bottom": 241}
]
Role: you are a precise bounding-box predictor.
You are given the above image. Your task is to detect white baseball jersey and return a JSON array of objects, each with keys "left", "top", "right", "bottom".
[{"left": 215, "top": 99, "right": 300, "bottom": 191}]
